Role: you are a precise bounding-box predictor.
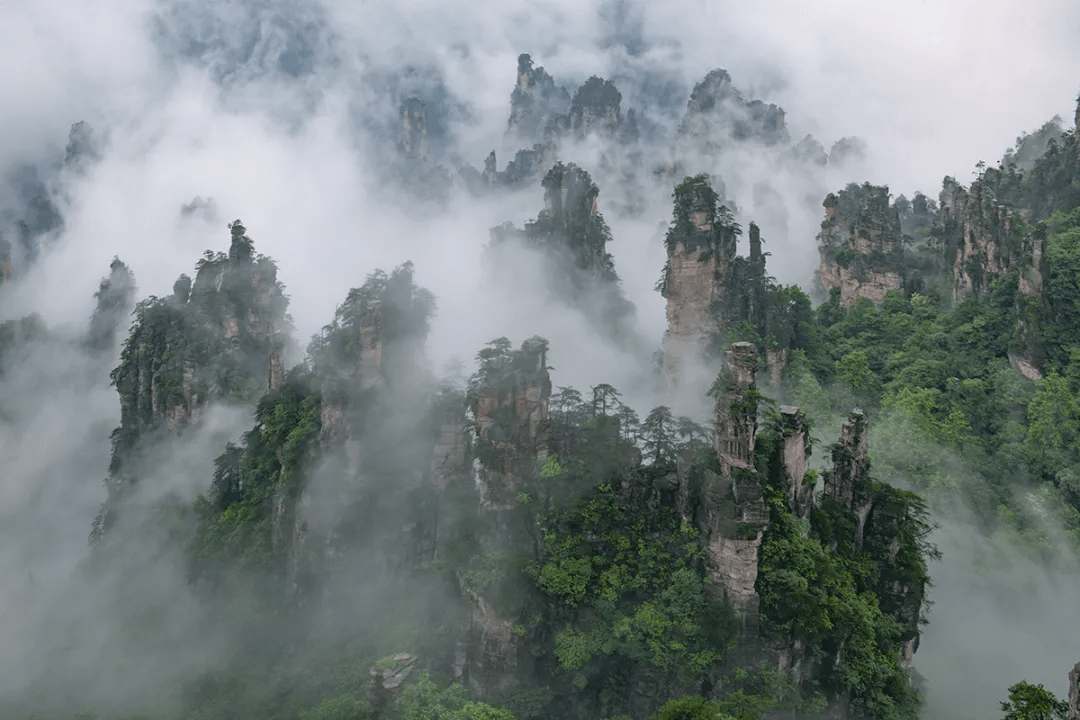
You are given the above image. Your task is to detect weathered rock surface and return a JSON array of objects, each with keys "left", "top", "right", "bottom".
[
  {"left": 658, "top": 176, "right": 738, "bottom": 388},
  {"left": 775, "top": 406, "right": 814, "bottom": 520},
  {"left": 398, "top": 97, "right": 430, "bottom": 161},
  {"left": 821, "top": 411, "right": 874, "bottom": 550},
  {"left": 469, "top": 337, "right": 550, "bottom": 510},
  {"left": 94, "top": 220, "right": 289, "bottom": 538},
  {"left": 430, "top": 387, "right": 469, "bottom": 491},
  {"left": 506, "top": 54, "right": 570, "bottom": 144},
  {"left": 816, "top": 183, "right": 904, "bottom": 306},
  {"left": 85, "top": 257, "right": 137, "bottom": 354},
  {"left": 935, "top": 175, "right": 1025, "bottom": 301},
  {"left": 561, "top": 76, "right": 626, "bottom": 140},
  {"left": 462, "top": 591, "right": 523, "bottom": 697},
  {"left": 370, "top": 653, "right": 417, "bottom": 720},
  {"left": 929, "top": 172, "right": 1048, "bottom": 375},
  {"left": 702, "top": 342, "right": 766, "bottom": 647}
]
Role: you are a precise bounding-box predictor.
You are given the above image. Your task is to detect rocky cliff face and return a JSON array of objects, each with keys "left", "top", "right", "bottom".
[
  {"left": 663, "top": 340, "right": 927, "bottom": 717},
  {"left": 506, "top": 54, "right": 570, "bottom": 144},
  {"left": 465, "top": 57, "right": 641, "bottom": 196},
  {"left": 774, "top": 405, "right": 814, "bottom": 520},
  {"left": 0, "top": 121, "right": 104, "bottom": 291},
  {"left": 469, "top": 337, "right": 550, "bottom": 510},
  {"left": 307, "top": 263, "right": 438, "bottom": 575},
  {"left": 821, "top": 411, "right": 874, "bottom": 552},
  {"left": 656, "top": 178, "right": 797, "bottom": 394},
  {"left": 700, "top": 343, "right": 766, "bottom": 647},
  {"left": 679, "top": 69, "right": 789, "bottom": 150},
  {"left": 85, "top": 258, "right": 137, "bottom": 354},
  {"left": 430, "top": 385, "right": 469, "bottom": 492},
  {"left": 398, "top": 97, "right": 430, "bottom": 161},
  {"left": 935, "top": 175, "right": 1027, "bottom": 301},
  {"left": 925, "top": 173, "right": 1048, "bottom": 376},
  {"left": 816, "top": 183, "right": 905, "bottom": 306},
  {"left": 560, "top": 76, "right": 627, "bottom": 141},
  {"left": 94, "top": 221, "right": 289, "bottom": 539},
  {"left": 1069, "top": 661, "right": 1080, "bottom": 720},
  {"left": 658, "top": 176, "right": 737, "bottom": 388},
  {"left": 64, "top": 120, "right": 103, "bottom": 172}
]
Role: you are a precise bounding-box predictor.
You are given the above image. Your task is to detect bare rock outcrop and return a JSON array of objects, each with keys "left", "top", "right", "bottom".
[
  {"left": 932, "top": 173, "right": 1047, "bottom": 376},
  {"left": 506, "top": 53, "right": 570, "bottom": 144},
  {"left": 775, "top": 406, "right": 814, "bottom": 520},
  {"left": 85, "top": 256, "right": 137, "bottom": 354},
  {"left": 398, "top": 97, "right": 430, "bottom": 161},
  {"left": 821, "top": 410, "right": 874, "bottom": 551},
  {"left": 469, "top": 337, "right": 551, "bottom": 510},
  {"left": 687, "top": 343, "right": 765, "bottom": 647},
  {"left": 1069, "top": 661, "right": 1080, "bottom": 720},
  {"left": 430, "top": 388, "right": 469, "bottom": 491},
  {"left": 370, "top": 653, "right": 417, "bottom": 720},
  {"left": 658, "top": 176, "right": 739, "bottom": 389},
  {"left": 816, "top": 183, "right": 905, "bottom": 306},
  {"left": 463, "top": 593, "right": 523, "bottom": 697},
  {"left": 936, "top": 175, "right": 1024, "bottom": 300}
]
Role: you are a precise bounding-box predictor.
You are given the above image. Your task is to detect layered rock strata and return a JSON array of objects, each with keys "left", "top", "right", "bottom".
[{"left": 658, "top": 176, "right": 738, "bottom": 389}]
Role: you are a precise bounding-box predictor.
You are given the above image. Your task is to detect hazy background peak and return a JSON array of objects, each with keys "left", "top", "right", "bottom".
[{"left": 2, "top": 0, "right": 1077, "bottom": 437}]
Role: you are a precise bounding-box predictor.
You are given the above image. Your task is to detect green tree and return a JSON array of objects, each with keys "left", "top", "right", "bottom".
[
  {"left": 591, "top": 383, "right": 622, "bottom": 417},
  {"left": 836, "top": 349, "right": 880, "bottom": 394},
  {"left": 396, "top": 674, "right": 516, "bottom": 720},
  {"left": 642, "top": 406, "right": 676, "bottom": 464},
  {"left": 652, "top": 696, "right": 735, "bottom": 720},
  {"left": 1000, "top": 681, "right": 1068, "bottom": 720},
  {"left": 1027, "top": 372, "right": 1079, "bottom": 455},
  {"left": 300, "top": 694, "right": 369, "bottom": 720},
  {"left": 616, "top": 403, "right": 641, "bottom": 443}
]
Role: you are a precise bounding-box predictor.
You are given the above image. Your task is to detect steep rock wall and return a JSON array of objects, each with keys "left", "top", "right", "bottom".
[
  {"left": 469, "top": 337, "right": 551, "bottom": 510},
  {"left": 96, "top": 221, "right": 289, "bottom": 538},
  {"left": 936, "top": 176, "right": 1025, "bottom": 301},
  {"left": 690, "top": 343, "right": 765, "bottom": 648},
  {"left": 932, "top": 174, "right": 1047, "bottom": 376},
  {"left": 816, "top": 183, "right": 904, "bottom": 307},
  {"left": 506, "top": 53, "right": 570, "bottom": 144},
  {"left": 659, "top": 176, "right": 738, "bottom": 389}
]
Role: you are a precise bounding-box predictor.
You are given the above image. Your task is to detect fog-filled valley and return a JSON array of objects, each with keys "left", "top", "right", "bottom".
[{"left": 2, "top": 3, "right": 1080, "bottom": 720}]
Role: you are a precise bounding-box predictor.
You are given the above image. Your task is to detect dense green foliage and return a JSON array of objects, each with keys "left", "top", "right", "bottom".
[
  {"left": 535, "top": 482, "right": 734, "bottom": 687},
  {"left": 22, "top": 107, "right": 1080, "bottom": 720},
  {"left": 661, "top": 174, "right": 740, "bottom": 259},
  {"left": 999, "top": 681, "right": 1069, "bottom": 720},
  {"left": 784, "top": 201, "right": 1080, "bottom": 552},
  {"left": 189, "top": 368, "right": 322, "bottom": 590}
]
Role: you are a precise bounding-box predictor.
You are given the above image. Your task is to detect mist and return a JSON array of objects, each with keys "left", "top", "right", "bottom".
[{"left": 1, "top": 0, "right": 1079, "bottom": 717}]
